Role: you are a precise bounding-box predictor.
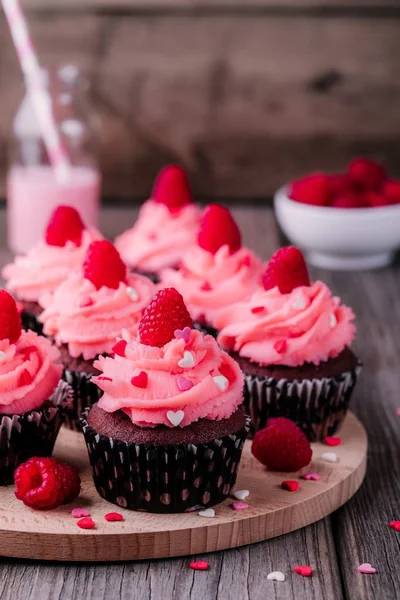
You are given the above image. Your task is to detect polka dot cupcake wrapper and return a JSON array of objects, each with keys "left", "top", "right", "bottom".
[
  {"left": 62, "top": 369, "right": 103, "bottom": 431},
  {"left": 243, "top": 362, "right": 362, "bottom": 442},
  {"left": 80, "top": 409, "right": 251, "bottom": 514}
]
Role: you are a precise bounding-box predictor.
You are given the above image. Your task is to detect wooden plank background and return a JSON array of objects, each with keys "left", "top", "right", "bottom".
[{"left": 0, "top": 0, "right": 400, "bottom": 201}]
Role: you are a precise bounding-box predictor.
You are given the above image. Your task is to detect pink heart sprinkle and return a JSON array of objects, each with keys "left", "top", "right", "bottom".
[
  {"left": 231, "top": 502, "right": 249, "bottom": 511},
  {"left": 72, "top": 508, "right": 90, "bottom": 518},
  {"left": 358, "top": 563, "right": 377, "bottom": 574},
  {"left": 79, "top": 297, "right": 94, "bottom": 308},
  {"left": 176, "top": 376, "right": 194, "bottom": 392},
  {"left": 302, "top": 473, "right": 320, "bottom": 481},
  {"left": 97, "top": 376, "right": 113, "bottom": 382},
  {"left": 251, "top": 306, "right": 265, "bottom": 314},
  {"left": 200, "top": 281, "right": 212, "bottom": 292},
  {"left": 174, "top": 326, "right": 191, "bottom": 344}
]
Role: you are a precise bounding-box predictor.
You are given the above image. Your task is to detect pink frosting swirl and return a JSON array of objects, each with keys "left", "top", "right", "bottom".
[
  {"left": 215, "top": 281, "right": 356, "bottom": 367},
  {"left": 93, "top": 328, "right": 244, "bottom": 428},
  {"left": 0, "top": 330, "right": 62, "bottom": 414},
  {"left": 39, "top": 273, "right": 156, "bottom": 360},
  {"left": 115, "top": 200, "right": 201, "bottom": 272},
  {"left": 160, "top": 245, "right": 263, "bottom": 326},
  {"left": 2, "top": 228, "right": 103, "bottom": 304}
]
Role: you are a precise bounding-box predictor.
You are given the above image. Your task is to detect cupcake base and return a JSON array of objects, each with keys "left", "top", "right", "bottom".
[
  {"left": 81, "top": 406, "right": 250, "bottom": 513},
  {"left": 236, "top": 347, "right": 361, "bottom": 441},
  {"left": 19, "top": 300, "right": 43, "bottom": 335}
]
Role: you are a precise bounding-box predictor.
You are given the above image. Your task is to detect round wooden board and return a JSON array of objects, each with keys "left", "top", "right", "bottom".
[{"left": 0, "top": 412, "right": 367, "bottom": 562}]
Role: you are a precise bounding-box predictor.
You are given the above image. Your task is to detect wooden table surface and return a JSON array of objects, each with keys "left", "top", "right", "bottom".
[{"left": 0, "top": 206, "right": 398, "bottom": 600}]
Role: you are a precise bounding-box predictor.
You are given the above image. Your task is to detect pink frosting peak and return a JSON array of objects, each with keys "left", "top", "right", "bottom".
[
  {"left": 0, "top": 329, "right": 62, "bottom": 414},
  {"left": 114, "top": 200, "right": 201, "bottom": 272},
  {"left": 39, "top": 272, "right": 156, "bottom": 360},
  {"left": 215, "top": 281, "right": 356, "bottom": 367},
  {"left": 160, "top": 245, "right": 264, "bottom": 326},
  {"left": 94, "top": 328, "right": 244, "bottom": 428},
  {"left": 2, "top": 228, "right": 103, "bottom": 304}
]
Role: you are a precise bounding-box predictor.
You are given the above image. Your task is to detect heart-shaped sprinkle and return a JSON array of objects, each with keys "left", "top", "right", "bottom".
[
  {"left": 292, "top": 295, "right": 306, "bottom": 310},
  {"left": 19, "top": 369, "right": 33, "bottom": 386},
  {"left": 126, "top": 286, "right": 139, "bottom": 301},
  {"left": 302, "top": 473, "right": 320, "bottom": 481},
  {"left": 105, "top": 512, "right": 124, "bottom": 522},
  {"left": 231, "top": 502, "right": 249, "bottom": 511},
  {"left": 358, "top": 563, "right": 377, "bottom": 574},
  {"left": 79, "top": 296, "right": 94, "bottom": 308},
  {"left": 0, "top": 351, "right": 5, "bottom": 361},
  {"left": 131, "top": 371, "right": 148, "bottom": 388},
  {"left": 97, "top": 376, "right": 113, "bottom": 382},
  {"left": 72, "top": 508, "right": 90, "bottom": 518},
  {"left": 174, "top": 326, "right": 191, "bottom": 344},
  {"left": 294, "top": 566, "right": 313, "bottom": 577},
  {"left": 213, "top": 375, "right": 229, "bottom": 391},
  {"left": 325, "top": 436, "right": 342, "bottom": 447},
  {"left": 178, "top": 350, "right": 195, "bottom": 368},
  {"left": 232, "top": 489, "right": 249, "bottom": 500},
  {"left": 322, "top": 452, "right": 338, "bottom": 463},
  {"left": 112, "top": 339, "right": 127, "bottom": 357},
  {"left": 251, "top": 306, "right": 264, "bottom": 314},
  {"left": 200, "top": 281, "right": 212, "bottom": 292},
  {"left": 198, "top": 508, "right": 215, "bottom": 518},
  {"left": 330, "top": 313, "right": 337, "bottom": 328},
  {"left": 267, "top": 571, "right": 285, "bottom": 582},
  {"left": 190, "top": 561, "right": 209, "bottom": 571},
  {"left": 176, "top": 376, "right": 194, "bottom": 392},
  {"left": 77, "top": 517, "right": 95, "bottom": 529},
  {"left": 274, "top": 340, "right": 287, "bottom": 354},
  {"left": 281, "top": 480, "right": 299, "bottom": 492},
  {"left": 167, "top": 410, "right": 184, "bottom": 427},
  {"left": 242, "top": 255, "right": 251, "bottom": 267},
  {"left": 389, "top": 520, "right": 400, "bottom": 531}
]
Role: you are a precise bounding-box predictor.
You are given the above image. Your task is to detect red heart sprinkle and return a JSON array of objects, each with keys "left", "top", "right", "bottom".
[
  {"left": 242, "top": 255, "right": 251, "bottom": 267},
  {"left": 131, "top": 371, "right": 148, "bottom": 388},
  {"left": 97, "top": 376, "right": 113, "bottom": 382},
  {"left": 325, "top": 436, "right": 342, "bottom": 447},
  {"left": 190, "top": 561, "right": 209, "bottom": 571},
  {"left": 79, "top": 297, "right": 94, "bottom": 308},
  {"left": 294, "top": 566, "right": 313, "bottom": 577},
  {"left": 251, "top": 306, "right": 265, "bottom": 314},
  {"left": 18, "top": 369, "right": 33, "bottom": 386},
  {"left": 389, "top": 520, "right": 400, "bottom": 531},
  {"left": 200, "top": 281, "right": 212, "bottom": 292},
  {"left": 274, "top": 340, "right": 287, "bottom": 354},
  {"left": 112, "top": 340, "right": 127, "bottom": 357},
  {"left": 105, "top": 512, "right": 124, "bottom": 522},
  {"left": 77, "top": 517, "right": 95, "bottom": 529},
  {"left": 281, "top": 480, "right": 299, "bottom": 492}
]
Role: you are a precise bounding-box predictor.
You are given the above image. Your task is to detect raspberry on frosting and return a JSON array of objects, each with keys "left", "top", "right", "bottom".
[
  {"left": 0, "top": 290, "right": 22, "bottom": 343},
  {"left": 45, "top": 206, "right": 85, "bottom": 247},
  {"left": 198, "top": 204, "right": 241, "bottom": 255},
  {"left": 139, "top": 288, "right": 193, "bottom": 348},
  {"left": 83, "top": 240, "right": 127, "bottom": 290},
  {"left": 153, "top": 164, "right": 193, "bottom": 212},
  {"left": 262, "top": 246, "right": 310, "bottom": 294}
]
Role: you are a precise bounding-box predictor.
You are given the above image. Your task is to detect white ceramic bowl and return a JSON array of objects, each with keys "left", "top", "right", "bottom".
[{"left": 274, "top": 186, "right": 400, "bottom": 270}]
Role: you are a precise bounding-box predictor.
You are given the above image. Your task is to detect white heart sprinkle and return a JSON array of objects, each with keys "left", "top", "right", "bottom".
[
  {"left": 322, "top": 452, "right": 338, "bottom": 463},
  {"left": 232, "top": 489, "right": 249, "bottom": 500},
  {"left": 166, "top": 410, "right": 184, "bottom": 427},
  {"left": 0, "top": 351, "right": 5, "bottom": 362},
  {"left": 178, "top": 350, "right": 195, "bottom": 369},
  {"left": 267, "top": 571, "right": 285, "bottom": 582},
  {"left": 330, "top": 313, "right": 337, "bottom": 328},
  {"left": 126, "top": 286, "right": 139, "bottom": 301},
  {"left": 198, "top": 508, "right": 215, "bottom": 518},
  {"left": 292, "top": 295, "right": 306, "bottom": 310},
  {"left": 213, "top": 375, "right": 229, "bottom": 391}
]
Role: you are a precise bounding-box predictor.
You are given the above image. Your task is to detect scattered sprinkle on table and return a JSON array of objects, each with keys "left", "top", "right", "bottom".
[
  {"left": 302, "top": 473, "right": 320, "bottom": 481},
  {"left": 77, "top": 517, "right": 95, "bottom": 530},
  {"left": 105, "top": 512, "right": 124, "bottom": 522},
  {"left": 267, "top": 571, "right": 285, "bottom": 582},
  {"left": 71, "top": 508, "right": 90, "bottom": 518},
  {"left": 389, "top": 520, "right": 400, "bottom": 531},
  {"left": 198, "top": 508, "right": 215, "bottom": 518},
  {"left": 324, "top": 436, "right": 342, "bottom": 446},
  {"left": 321, "top": 452, "right": 338, "bottom": 463},
  {"left": 294, "top": 566, "right": 313, "bottom": 577},
  {"left": 281, "top": 480, "right": 299, "bottom": 492},
  {"left": 358, "top": 563, "right": 377, "bottom": 574},
  {"left": 190, "top": 561, "right": 209, "bottom": 571},
  {"left": 231, "top": 502, "right": 249, "bottom": 511},
  {"left": 232, "top": 489, "right": 249, "bottom": 500}
]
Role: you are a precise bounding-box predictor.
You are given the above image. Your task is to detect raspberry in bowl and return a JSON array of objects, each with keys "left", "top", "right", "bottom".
[
  {"left": 214, "top": 246, "right": 362, "bottom": 441},
  {"left": 115, "top": 165, "right": 202, "bottom": 281},
  {"left": 39, "top": 240, "right": 156, "bottom": 429},
  {"left": 80, "top": 288, "right": 250, "bottom": 513},
  {"left": 2, "top": 205, "right": 103, "bottom": 333},
  {"left": 0, "top": 291, "right": 70, "bottom": 484},
  {"left": 274, "top": 158, "right": 400, "bottom": 270}
]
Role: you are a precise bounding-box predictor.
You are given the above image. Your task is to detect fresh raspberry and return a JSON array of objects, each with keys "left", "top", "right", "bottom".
[
  {"left": 332, "top": 191, "right": 367, "bottom": 209},
  {"left": 290, "top": 174, "right": 330, "bottom": 206},
  {"left": 383, "top": 180, "right": 400, "bottom": 204},
  {"left": 139, "top": 288, "right": 193, "bottom": 348},
  {"left": 45, "top": 206, "right": 85, "bottom": 247},
  {"left": 347, "top": 158, "right": 386, "bottom": 190},
  {"left": 364, "top": 191, "right": 389, "bottom": 208},
  {"left": 262, "top": 246, "right": 310, "bottom": 294},
  {"left": 152, "top": 165, "right": 193, "bottom": 213},
  {"left": 198, "top": 204, "right": 241, "bottom": 255},
  {"left": 327, "top": 173, "right": 351, "bottom": 199},
  {"left": 251, "top": 417, "right": 312, "bottom": 472},
  {"left": 14, "top": 457, "right": 81, "bottom": 510},
  {"left": 0, "top": 290, "right": 22, "bottom": 343},
  {"left": 83, "top": 240, "right": 127, "bottom": 290}
]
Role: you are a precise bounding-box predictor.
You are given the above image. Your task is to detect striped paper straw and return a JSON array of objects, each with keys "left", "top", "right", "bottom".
[{"left": 2, "top": 0, "right": 70, "bottom": 181}]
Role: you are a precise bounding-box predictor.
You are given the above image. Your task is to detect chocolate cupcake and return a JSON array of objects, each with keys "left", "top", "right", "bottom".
[
  {"left": 0, "top": 291, "right": 69, "bottom": 484},
  {"left": 115, "top": 165, "right": 201, "bottom": 282},
  {"left": 39, "top": 240, "right": 156, "bottom": 430},
  {"left": 215, "top": 247, "right": 361, "bottom": 441},
  {"left": 80, "top": 288, "right": 250, "bottom": 513},
  {"left": 160, "top": 204, "right": 263, "bottom": 335},
  {"left": 2, "top": 206, "right": 103, "bottom": 334}
]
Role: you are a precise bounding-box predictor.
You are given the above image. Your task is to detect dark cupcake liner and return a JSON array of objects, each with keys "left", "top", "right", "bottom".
[
  {"left": 129, "top": 268, "right": 159, "bottom": 284},
  {"left": 0, "top": 380, "right": 71, "bottom": 485},
  {"left": 21, "top": 311, "right": 43, "bottom": 336},
  {"left": 62, "top": 369, "right": 103, "bottom": 431},
  {"left": 193, "top": 322, "right": 218, "bottom": 338},
  {"left": 244, "top": 362, "right": 362, "bottom": 441},
  {"left": 80, "top": 410, "right": 251, "bottom": 513}
]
